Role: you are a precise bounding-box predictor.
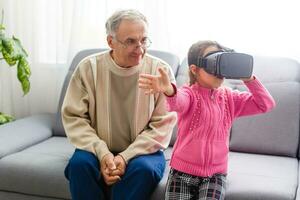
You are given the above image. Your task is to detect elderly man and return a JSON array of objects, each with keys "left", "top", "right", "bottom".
[{"left": 62, "top": 9, "right": 177, "bottom": 200}]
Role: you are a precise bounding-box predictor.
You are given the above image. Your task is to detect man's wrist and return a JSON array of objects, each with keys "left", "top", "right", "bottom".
[
  {"left": 101, "top": 152, "right": 113, "bottom": 163},
  {"left": 117, "top": 154, "right": 126, "bottom": 165},
  {"left": 118, "top": 152, "right": 129, "bottom": 164}
]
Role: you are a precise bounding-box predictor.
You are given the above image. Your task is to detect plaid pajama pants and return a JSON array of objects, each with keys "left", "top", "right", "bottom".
[{"left": 165, "top": 168, "right": 226, "bottom": 200}]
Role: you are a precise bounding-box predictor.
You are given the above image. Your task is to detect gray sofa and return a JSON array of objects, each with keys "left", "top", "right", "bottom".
[{"left": 0, "top": 49, "right": 299, "bottom": 200}]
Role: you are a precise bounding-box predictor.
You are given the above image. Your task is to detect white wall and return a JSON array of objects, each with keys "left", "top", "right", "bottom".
[{"left": 0, "top": 0, "right": 299, "bottom": 117}]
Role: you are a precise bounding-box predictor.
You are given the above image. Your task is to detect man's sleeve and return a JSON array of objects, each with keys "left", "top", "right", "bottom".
[{"left": 61, "top": 64, "right": 111, "bottom": 162}]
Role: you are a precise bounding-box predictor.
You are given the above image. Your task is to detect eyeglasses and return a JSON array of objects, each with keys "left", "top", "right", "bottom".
[{"left": 114, "top": 37, "right": 152, "bottom": 49}]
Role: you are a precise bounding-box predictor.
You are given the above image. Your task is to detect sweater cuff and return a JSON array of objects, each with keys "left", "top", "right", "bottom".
[
  {"left": 164, "top": 83, "right": 177, "bottom": 97},
  {"left": 96, "top": 145, "right": 112, "bottom": 162},
  {"left": 243, "top": 76, "right": 262, "bottom": 89},
  {"left": 243, "top": 75, "right": 256, "bottom": 83},
  {"left": 118, "top": 150, "right": 133, "bottom": 164}
]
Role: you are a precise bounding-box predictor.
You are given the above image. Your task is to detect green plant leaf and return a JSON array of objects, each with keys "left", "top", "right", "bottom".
[
  {"left": 0, "top": 112, "right": 15, "bottom": 125},
  {"left": 2, "top": 47, "right": 17, "bottom": 65},
  {"left": 0, "top": 24, "right": 4, "bottom": 31},
  {"left": 2, "top": 38, "right": 17, "bottom": 65},
  {"left": 0, "top": 32, "right": 4, "bottom": 52},
  {"left": 17, "top": 56, "right": 31, "bottom": 95},
  {"left": 0, "top": 33, "right": 31, "bottom": 94},
  {"left": 2, "top": 36, "right": 28, "bottom": 66},
  {"left": 2, "top": 37, "right": 13, "bottom": 53},
  {"left": 0, "top": 11, "right": 31, "bottom": 96},
  {"left": 12, "top": 36, "right": 28, "bottom": 56}
]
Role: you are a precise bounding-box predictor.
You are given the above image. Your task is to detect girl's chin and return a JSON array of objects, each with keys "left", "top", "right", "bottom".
[{"left": 213, "top": 82, "right": 223, "bottom": 88}]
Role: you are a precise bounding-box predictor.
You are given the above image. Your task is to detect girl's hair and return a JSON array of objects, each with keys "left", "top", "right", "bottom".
[{"left": 187, "top": 40, "right": 232, "bottom": 85}]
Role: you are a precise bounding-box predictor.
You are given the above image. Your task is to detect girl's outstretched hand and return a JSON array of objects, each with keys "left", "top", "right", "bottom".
[{"left": 139, "top": 68, "right": 174, "bottom": 96}]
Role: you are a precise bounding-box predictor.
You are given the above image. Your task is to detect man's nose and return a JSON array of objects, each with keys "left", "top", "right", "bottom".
[{"left": 134, "top": 42, "right": 144, "bottom": 54}]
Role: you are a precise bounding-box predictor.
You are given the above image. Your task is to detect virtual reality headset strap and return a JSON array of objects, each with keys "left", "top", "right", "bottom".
[{"left": 196, "top": 50, "right": 224, "bottom": 68}]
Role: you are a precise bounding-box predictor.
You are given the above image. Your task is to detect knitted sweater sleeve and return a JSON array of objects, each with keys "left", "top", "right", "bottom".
[
  {"left": 166, "top": 85, "right": 193, "bottom": 114},
  {"left": 61, "top": 63, "right": 111, "bottom": 162},
  {"left": 230, "top": 77, "right": 276, "bottom": 118}
]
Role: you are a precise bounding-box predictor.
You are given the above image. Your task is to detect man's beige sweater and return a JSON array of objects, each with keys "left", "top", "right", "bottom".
[{"left": 62, "top": 50, "right": 177, "bottom": 163}]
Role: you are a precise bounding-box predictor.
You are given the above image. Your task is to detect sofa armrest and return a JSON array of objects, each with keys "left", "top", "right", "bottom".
[{"left": 0, "top": 113, "right": 54, "bottom": 158}]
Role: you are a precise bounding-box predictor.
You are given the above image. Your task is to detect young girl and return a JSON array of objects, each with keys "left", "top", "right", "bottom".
[{"left": 139, "top": 40, "right": 276, "bottom": 200}]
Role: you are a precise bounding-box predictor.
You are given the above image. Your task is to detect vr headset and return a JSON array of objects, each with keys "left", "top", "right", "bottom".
[{"left": 196, "top": 51, "right": 253, "bottom": 79}]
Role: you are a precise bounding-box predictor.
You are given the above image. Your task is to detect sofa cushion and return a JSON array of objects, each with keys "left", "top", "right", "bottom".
[
  {"left": 0, "top": 114, "right": 53, "bottom": 158},
  {"left": 295, "top": 161, "right": 300, "bottom": 200},
  {"left": 163, "top": 147, "right": 173, "bottom": 161},
  {"left": 0, "top": 137, "right": 74, "bottom": 199},
  {"left": 0, "top": 191, "right": 64, "bottom": 200},
  {"left": 229, "top": 56, "right": 300, "bottom": 157},
  {"left": 226, "top": 152, "right": 298, "bottom": 200},
  {"left": 230, "top": 82, "right": 299, "bottom": 157}
]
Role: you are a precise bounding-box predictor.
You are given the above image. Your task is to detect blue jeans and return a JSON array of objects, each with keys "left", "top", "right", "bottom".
[{"left": 65, "top": 149, "right": 165, "bottom": 200}]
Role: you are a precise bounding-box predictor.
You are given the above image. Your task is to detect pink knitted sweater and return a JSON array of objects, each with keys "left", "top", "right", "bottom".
[{"left": 167, "top": 78, "right": 275, "bottom": 177}]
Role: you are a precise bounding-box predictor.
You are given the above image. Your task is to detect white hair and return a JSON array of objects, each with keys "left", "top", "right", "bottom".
[{"left": 105, "top": 9, "right": 148, "bottom": 37}]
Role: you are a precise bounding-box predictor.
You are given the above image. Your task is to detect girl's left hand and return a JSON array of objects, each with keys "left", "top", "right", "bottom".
[{"left": 241, "top": 76, "right": 255, "bottom": 82}]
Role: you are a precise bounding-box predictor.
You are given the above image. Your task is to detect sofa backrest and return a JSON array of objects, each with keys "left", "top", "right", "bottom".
[
  {"left": 176, "top": 58, "right": 190, "bottom": 87},
  {"left": 229, "top": 56, "right": 300, "bottom": 157},
  {"left": 167, "top": 58, "right": 190, "bottom": 146},
  {"left": 53, "top": 49, "right": 180, "bottom": 137}
]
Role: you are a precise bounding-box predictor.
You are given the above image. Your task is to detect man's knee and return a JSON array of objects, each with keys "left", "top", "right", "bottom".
[
  {"left": 130, "top": 155, "right": 165, "bottom": 184},
  {"left": 65, "top": 149, "right": 99, "bottom": 178},
  {"left": 140, "top": 163, "right": 163, "bottom": 183}
]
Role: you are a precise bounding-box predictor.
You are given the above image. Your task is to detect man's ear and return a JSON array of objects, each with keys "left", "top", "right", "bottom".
[{"left": 107, "top": 35, "right": 114, "bottom": 49}]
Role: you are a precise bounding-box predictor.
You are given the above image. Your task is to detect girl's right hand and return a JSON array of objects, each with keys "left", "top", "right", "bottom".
[{"left": 139, "top": 68, "right": 174, "bottom": 96}]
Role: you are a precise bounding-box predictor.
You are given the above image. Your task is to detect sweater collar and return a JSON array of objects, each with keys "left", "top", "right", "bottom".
[
  {"left": 191, "top": 83, "right": 217, "bottom": 98},
  {"left": 106, "top": 51, "right": 144, "bottom": 76}
]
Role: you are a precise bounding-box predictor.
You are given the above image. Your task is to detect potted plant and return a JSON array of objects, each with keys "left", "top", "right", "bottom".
[{"left": 0, "top": 10, "right": 31, "bottom": 125}]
